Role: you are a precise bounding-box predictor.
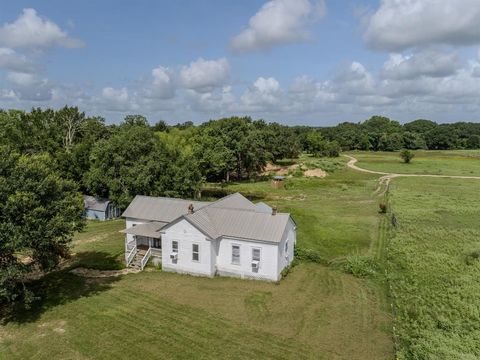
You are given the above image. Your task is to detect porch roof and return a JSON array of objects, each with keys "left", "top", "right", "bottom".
[{"left": 120, "top": 221, "right": 166, "bottom": 239}]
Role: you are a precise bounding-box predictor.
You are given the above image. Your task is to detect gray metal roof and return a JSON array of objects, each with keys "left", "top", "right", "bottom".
[
  {"left": 120, "top": 221, "right": 166, "bottom": 239},
  {"left": 121, "top": 195, "right": 210, "bottom": 222},
  {"left": 83, "top": 195, "right": 110, "bottom": 212},
  {"left": 123, "top": 192, "right": 293, "bottom": 243},
  {"left": 186, "top": 206, "right": 290, "bottom": 243},
  {"left": 255, "top": 202, "right": 272, "bottom": 213},
  {"left": 177, "top": 193, "right": 291, "bottom": 243}
]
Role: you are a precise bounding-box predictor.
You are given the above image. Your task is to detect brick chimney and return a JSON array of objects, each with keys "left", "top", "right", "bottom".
[
  {"left": 272, "top": 205, "right": 277, "bottom": 215},
  {"left": 188, "top": 203, "right": 194, "bottom": 214}
]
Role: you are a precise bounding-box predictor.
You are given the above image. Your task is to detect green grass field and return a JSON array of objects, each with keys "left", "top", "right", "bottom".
[
  {"left": 349, "top": 150, "right": 480, "bottom": 176},
  {"left": 5, "top": 151, "right": 479, "bottom": 359},
  {"left": 205, "top": 158, "right": 382, "bottom": 260},
  {"left": 386, "top": 177, "right": 480, "bottom": 359},
  {"left": 0, "top": 157, "right": 394, "bottom": 360}
]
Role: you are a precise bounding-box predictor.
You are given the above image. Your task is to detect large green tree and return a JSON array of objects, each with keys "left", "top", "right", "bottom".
[
  {"left": 85, "top": 119, "right": 203, "bottom": 208},
  {"left": 0, "top": 147, "right": 85, "bottom": 306}
]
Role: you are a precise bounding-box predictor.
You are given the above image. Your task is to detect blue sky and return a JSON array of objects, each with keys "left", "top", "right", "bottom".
[{"left": 0, "top": 0, "right": 479, "bottom": 125}]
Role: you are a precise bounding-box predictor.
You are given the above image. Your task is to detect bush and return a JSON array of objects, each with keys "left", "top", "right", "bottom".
[
  {"left": 400, "top": 149, "right": 415, "bottom": 163},
  {"left": 280, "top": 259, "right": 299, "bottom": 278},
  {"left": 294, "top": 247, "right": 327, "bottom": 265},
  {"left": 344, "top": 255, "right": 378, "bottom": 278},
  {"left": 465, "top": 250, "right": 480, "bottom": 265},
  {"left": 379, "top": 203, "right": 387, "bottom": 213}
]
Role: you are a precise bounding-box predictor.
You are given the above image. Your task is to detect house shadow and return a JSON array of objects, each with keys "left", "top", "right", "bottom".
[{"left": 1, "top": 251, "right": 122, "bottom": 325}]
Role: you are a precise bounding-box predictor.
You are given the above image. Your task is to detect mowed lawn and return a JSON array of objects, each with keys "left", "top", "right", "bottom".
[
  {"left": 349, "top": 150, "right": 480, "bottom": 176},
  {"left": 386, "top": 177, "right": 480, "bottom": 359},
  {"left": 0, "top": 159, "right": 394, "bottom": 360}
]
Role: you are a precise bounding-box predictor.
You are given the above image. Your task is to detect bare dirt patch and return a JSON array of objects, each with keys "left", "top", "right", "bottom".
[
  {"left": 70, "top": 267, "right": 139, "bottom": 278},
  {"left": 304, "top": 169, "right": 327, "bottom": 178},
  {"left": 263, "top": 163, "right": 299, "bottom": 176}
]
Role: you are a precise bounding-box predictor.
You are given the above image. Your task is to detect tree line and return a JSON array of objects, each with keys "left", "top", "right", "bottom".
[{"left": 320, "top": 115, "right": 480, "bottom": 151}]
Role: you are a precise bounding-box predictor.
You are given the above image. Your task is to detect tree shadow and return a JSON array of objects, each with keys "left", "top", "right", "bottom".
[
  {"left": 1, "top": 251, "right": 123, "bottom": 325},
  {"left": 72, "top": 250, "right": 125, "bottom": 270}
]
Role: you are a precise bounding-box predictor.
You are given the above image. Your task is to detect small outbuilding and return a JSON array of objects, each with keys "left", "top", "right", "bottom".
[
  {"left": 83, "top": 195, "right": 121, "bottom": 221},
  {"left": 272, "top": 175, "right": 285, "bottom": 189}
]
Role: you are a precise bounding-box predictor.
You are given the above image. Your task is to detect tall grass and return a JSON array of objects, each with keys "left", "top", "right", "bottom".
[{"left": 386, "top": 177, "right": 480, "bottom": 359}]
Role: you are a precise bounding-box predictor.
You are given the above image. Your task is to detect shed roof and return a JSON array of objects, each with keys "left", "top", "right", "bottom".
[
  {"left": 83, "top": 195, "right": 110, "bottom": 212},
  {"left": 121, "top": 195, "right": 210, "bottom": 222}
]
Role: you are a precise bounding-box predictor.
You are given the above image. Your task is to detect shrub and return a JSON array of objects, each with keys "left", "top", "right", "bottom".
[
  {"left": 400, "top": 149, "right": 415, "bottom": 163},
  {"left": 465, "top": 250, "right": 480, "bottom": 265},
  {"left": 344, "top": 255, "right": 378, "bottom": 278},
  {"left": 379, "top": 203, "right": 387, "bottom": 213},
  {"left": 294, "top": 247, "right": 327, "bottom": 265},
  {"left": 280, "top": 259, "right": 299, "bottom": 278}
]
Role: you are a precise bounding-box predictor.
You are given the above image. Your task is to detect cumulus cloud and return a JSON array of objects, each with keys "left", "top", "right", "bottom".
[
  {"left": 241, "top": 77, "right": 283, "bottom": 110},
  {"left": 230, "top": 0, "right": 326, "bottom": 53},
  {"left": 143, "top": 65, "right": 175, "bottom": 99},
  {"left": 0, "top": 8, "right": 84, "bottom": 49},
  {"left": 364, "top": 0, "right": 480, "bottom": 51},
  {"left": 382, "top": 49, "right": 460, "bottom": 80},
  {"left": 100, "top": 87, "right": 137, "bottom": 111},
  {"left": 6, "top": 71, "right": 53, "bottom": 101},
  {"left": 180, "top": 58, "right": 229, "bottom": 93},
  {"left": 0, "top": 47, "right": 36, "bottom": 72}
]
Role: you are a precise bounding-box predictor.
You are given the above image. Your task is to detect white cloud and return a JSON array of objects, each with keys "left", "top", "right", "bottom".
[
  {"left": 382, "top": 49, "right": 460, "bottom": 80},
  {"left": 143, "top": 65, "right": 175, "bottom": 99},
  {"left": 0, "top": 89, "right": 17, "bottom": 100},
  {"left": 180, "top": 58, "right": 229, "bottom": 93},
  {"left": 6, "top": 71, "right": 53, "bottom": 101},
  {"left": 0, "top": 8, "right": 84, "bottom": 49},
  {"left": 0, "top": 47, "right": 36, "bottom": 72},
  {"left": 100, "top": 87, "right": 137, "bottom": 111},
  {"left": 364, "top": 0, "right": 480, "bottom": 51},
  {"left": 230, "top": 0, "right": 325, "bottom": 53},
  {"left": 241, "top": 77, "right": 283, "bottom": 110}
]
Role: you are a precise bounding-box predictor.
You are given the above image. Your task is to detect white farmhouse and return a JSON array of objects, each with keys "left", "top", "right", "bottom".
[{"left": 121, "top": 192, "right": 296, "bottom": 281}]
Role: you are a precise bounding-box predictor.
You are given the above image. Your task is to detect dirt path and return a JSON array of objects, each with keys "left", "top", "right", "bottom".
[
  {"left": 344, "top": 154, "right": 480, "bottom": 195},
  {"left": 70, "top": 267, "right": 140, "bottom": 278}
]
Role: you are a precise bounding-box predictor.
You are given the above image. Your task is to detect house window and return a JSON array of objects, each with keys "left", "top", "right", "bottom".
[
  {"left": 285, "top": 240, "right": 289, "bottom": 253},
  {"left": 172, "top": 241, "right": 178, "bottom": 253},
  {"left": 232, "top": 245, "right": 240, "bottom": 265},
  {"left": 252, "top": 248, "right": 261, "bottom": 262},
  {"left": 192, "top": 243, "right": 199, "bottom": 261}
]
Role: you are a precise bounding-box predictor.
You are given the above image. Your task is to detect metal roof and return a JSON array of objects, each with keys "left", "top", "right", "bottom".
[
  {"left": 176, "top": 193, "right": 291, "bottom": 243},
  {"left": 121, "top": 195, "right": 210, "bottom": 222},
  {"left": 255, "top": 202, "right": 272, "bottom": 213},
  {"left": 123, "top": 192, "right": 293, "bottom": 243},
  {"left": 120, "top": 221, "right": 166, "bottom": 239},
  {"left": 185, "top": 206, "right": 290, "bottom": 243},
  {"left": 83, "top": 195, "right": 110, "bottom": 212}
]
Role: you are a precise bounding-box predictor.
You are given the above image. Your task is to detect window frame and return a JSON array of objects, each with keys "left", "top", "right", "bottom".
[
  {"left": 192, "top": 243, "right": 200, "bottom": 262},
  {"left": 172, "top": 240, "right": 178, "bottom": 253},
  {"left": 231, "top": 244, "right": 241, "bottom": 265},
  {"left": 252, "top": 247, "right": 261, "bottom": 262}
]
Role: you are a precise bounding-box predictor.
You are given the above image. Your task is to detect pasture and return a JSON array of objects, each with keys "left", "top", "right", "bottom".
[
  {"left": 386, "top": 177, "right": 480, "bottom": 359},
  {"left": 0, "top": 158, "right": 393, "bottom": 360},
  {"left": 349, "top": 150, "right": 480, "bottom": 176}
]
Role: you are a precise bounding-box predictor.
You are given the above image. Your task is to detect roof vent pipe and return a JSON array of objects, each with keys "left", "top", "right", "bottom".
[
  {"left": 188, "top": 203, "right": 194, "bottom": 214},
  {"left": 272, "top": 206, "right": 277, "bottom": 216}
]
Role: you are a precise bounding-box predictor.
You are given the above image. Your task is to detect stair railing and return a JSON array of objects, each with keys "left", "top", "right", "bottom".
[
  {"left": 140, "top": 247, "right": 152, "bottom": 270},
  {"left": 126, "top": 243, "right": 137, "bottom": 266}
]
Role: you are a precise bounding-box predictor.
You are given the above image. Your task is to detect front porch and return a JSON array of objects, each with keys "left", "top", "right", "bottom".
[{"left": 121, "top": 222, "right": 165, "bottom": 270}]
